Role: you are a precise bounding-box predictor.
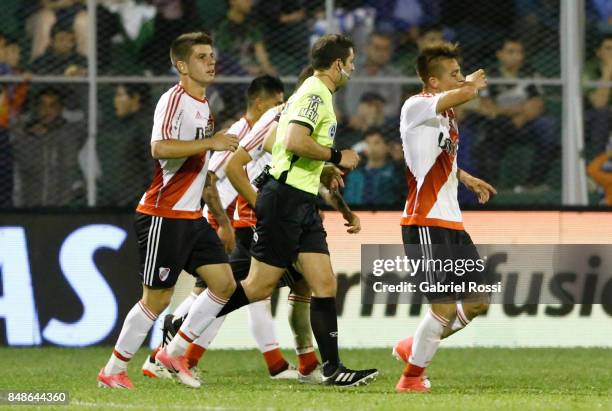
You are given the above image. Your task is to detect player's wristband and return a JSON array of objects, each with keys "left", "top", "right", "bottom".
[{"left": 329, "top": 148, "right": 342, "bottom": 165}]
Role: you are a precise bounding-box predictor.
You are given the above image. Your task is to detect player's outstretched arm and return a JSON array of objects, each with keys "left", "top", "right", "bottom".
[
  {"left": 203, "top": 171, "right": 235, "bottom": 252},
  {"left": 458, "top": 168, "right": 497, "bottom": 204},
  {"left": 225, "top": 147, "right": 258, "bottom": 208},
  {"left": 436, "top": 69, "right": 488, "bottom": 113},
  {"left": 151, "top": 130, "right": 239, "bottom": 159}
]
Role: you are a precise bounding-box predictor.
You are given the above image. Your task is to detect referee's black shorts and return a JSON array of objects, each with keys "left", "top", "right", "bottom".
[
  {"left": 134, "top": 212, "right": 228, "bottom": 289},
  {"left": 194, "top": 225, "right": 303, "bottom": 288},
  {"left": 250, "top": 178, "right": 329, "bottom": 268},
  {"left": 402, "top": 225, "right": 487, "bottom": 303}
]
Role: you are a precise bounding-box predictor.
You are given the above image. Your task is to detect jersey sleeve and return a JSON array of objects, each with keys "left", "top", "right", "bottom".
[
  {"left": 209, "top": 119, "right": 248, "bottom": 176},
  {"left": 399, "top": 94, "right": 442, "bottom": 132},
  {"left": 286, "top": 91, "right": 325, "bottom": 134},
  {"left": 151, "top": 91, "right": 183, "bottom": 142},
  {"left": 240, "top": 120, "right": 276, "bottom": 162}
]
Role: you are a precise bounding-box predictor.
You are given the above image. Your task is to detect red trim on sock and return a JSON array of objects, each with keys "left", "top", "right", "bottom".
[
  {"left": 429, "top": 310, "right": 449, "bottom": 326},
  {"left": 298, "top": 351, "right": 319, "bottom": 375},
  {"left": 113, "top": 349, "right": 131, "bottom": 362},
  {"left": 178, "top": 330, "right": 194, "bottom": 343},
  {"left": 138, "top": 300, "right": 158, "bottom": 321},
  {"left": 263, "top": 348, "right": 288, "bottom": 375},
  {"left": 288, "top": 294, "right": 311, "bottom": 303},
  {"left": 456, "top": 306, "right": 470, "bottom": 326},
  {"left": 206, "top": 289, "right": 228, "bottom": 305},
  {"left": 403, "top": 362, "right": 425, "bottom": 377},
  {"left": 185, "top": 343, "right": 206, "bottom": 369},
  {"left": 149, "top": 347, "right": 160, "bottom": 362}
]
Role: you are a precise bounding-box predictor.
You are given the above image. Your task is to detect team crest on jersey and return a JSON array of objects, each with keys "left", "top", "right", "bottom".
[
  {"left": 298, "top": 95, "right": 322, "bottom": 123},
  {"left": 438, "top": 132, "right": 458, "bottom": 156},
  {"left": 158, "top": 267, "right": 170, "bottom": 282},
  {"left": 329, "top": 123, "right": 337, "bottom": 140},
  {"left": 205, "top": 116, "right": 215, "bottom": 138}
]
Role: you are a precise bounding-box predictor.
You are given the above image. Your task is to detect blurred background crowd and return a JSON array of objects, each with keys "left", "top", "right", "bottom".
[{"left": 0, "top": 0, "right": 611, "bottom": 209}]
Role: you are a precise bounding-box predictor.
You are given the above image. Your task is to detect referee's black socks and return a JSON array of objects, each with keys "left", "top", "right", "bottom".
[
  {"left": 310, "top": 297, "right": 340, "bottom": 377},
  {"left": 216, "top": 283, "right": 249, "bottom": 317}
]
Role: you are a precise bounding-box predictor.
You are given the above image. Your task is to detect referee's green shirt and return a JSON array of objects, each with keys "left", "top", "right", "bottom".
[{"left": 270, "top": 76, "right": 337, "bottom": 195}]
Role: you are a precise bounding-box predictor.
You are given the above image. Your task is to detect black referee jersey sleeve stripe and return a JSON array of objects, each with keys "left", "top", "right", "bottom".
[{"left": 289, "top": 119, "right": 314, "bottom": 135}]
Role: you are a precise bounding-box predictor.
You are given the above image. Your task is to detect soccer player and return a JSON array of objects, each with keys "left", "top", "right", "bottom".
[
  {"left": 143, "top": 75, "right": 313, "bottom": 379},
  {"left": 96, "top": 32, "right": 239, "bottom": 389},
  {"left": 393, "top": 42, "right": 496, "bottom": 393},
  {"left": 158, "top": 34, "right": 379, "bottom": 388}
]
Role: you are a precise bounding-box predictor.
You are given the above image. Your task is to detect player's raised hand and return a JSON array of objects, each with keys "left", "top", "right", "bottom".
[
  {"left": 210, "top": 129, "right": 239, "bottom": 152},
  {"left": 339, "top": 149, "right": 360, "bottom": 170},
  {"left": 466, "top": 69, "right": 487, "bottom": 90}
]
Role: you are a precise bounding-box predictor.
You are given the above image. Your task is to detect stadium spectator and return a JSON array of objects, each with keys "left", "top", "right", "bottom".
[
  {"left": 395, "top": 24, "right": 445, "bottom": 76},
  {"left": 255, "top": 0, "right": 310, "bottom": 74},
  {"left": 12, "top": 87, "right": 86, "bottom": 207},
  {"left": 587, "top": 139, "right": 612, "bottom": 205},
  {"left": 26, "top": 0, "right": 88, "bottom": 61},
  {"left": 30, "top": 24, "right": 87, "bottom": 75},
  {"left": 140, "top": 0, "right": 201, "bottom": 74},
  {"left": 584, "top": 34, "right": 612, "bottom": 159},
  {"left": 0, "top": 37, "right": 29, "bottom": 207},
  {"left": 441, "top": 0, "right": 516, "bottom": 68},
  {"left": 336, "top": 92, "right": 394, "bottom": 150},
  {"left": 97, "top": 84, "right": 152, "bottom": 207},
  {"left": 340, "top": 31, "right": 402, "bottom": 118},
  {"left": 343, "top": 128, "right": 405, "bottom": 207},
  {"left": 476, "top": 37, "right": 557, "bottom": 190},
  {"left": 214, "top": 0, "right": 276, "bottom": 76},
  {"left": 514, "top": 0, "right": 561, "bottom": 59}
]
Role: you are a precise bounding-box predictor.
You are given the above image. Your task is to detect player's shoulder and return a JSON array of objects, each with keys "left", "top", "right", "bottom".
[{"left": 401, "top": 92, "right": 437, "bottom": 112}]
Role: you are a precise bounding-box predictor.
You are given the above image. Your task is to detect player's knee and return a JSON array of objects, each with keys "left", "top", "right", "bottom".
[
  {"left": 290, "top": 279, "right": 311, "bottom": 298},
  {"left": 310, "top": 277, "right": 336, "bottom": 298},
  {"left": 465, "top": 302, "right": 489, "bottom": 318},
  {"left": 214, "top": 277, "right": 236, "bottom": 299},
  {"left": 142, "top": 288, "right": 173, "bottom": 315}
]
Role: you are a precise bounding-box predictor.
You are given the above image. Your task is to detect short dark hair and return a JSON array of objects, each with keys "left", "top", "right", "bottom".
[
  {"left": 599, "top": 33, "right": 612, "bottom": 47},
  {"left": 119, "top": 83, "right": 152, "bottom": 108},
  {"left": 296, "top": 65, "right": 315, "bottom": 89},
  {"left": 170, "top": 32, "right": 213, "bottom": 68},
  {"left": 416, "top": 42, "right": 461, "bottom": 83},
  {"left": 36, "top": 86, "right": 64, "bottom": 105},
  {"left": 368, "top": 31, "right": 393, "bottom": 44},
  {"left": 311, "top": 34, "right": 354, "bottom": 70},
  {"left": 497, "top": 36, "right": 523, "bottom": 51},
  {"left": 360, "top": 91, "right": 386, "bottom": 104},
  {"left": 51, "top": 23, "right": 74, "bottom": 38},
  {"left": 246, "top": 75, "right": 284, "bottom": 105},
  {"left": 364, "top": 127, "right": 386, "bottom": 140}
]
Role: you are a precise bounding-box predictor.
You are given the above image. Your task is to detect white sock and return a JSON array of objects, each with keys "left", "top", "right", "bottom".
[
  {"left": 104, "top": 300, "right": 158, "bottom": 374},
  {"left": 167, "top": 289, "right": 227, "bottom": 357},
  {"left": 247, "top": 299, "right": 279, "bottom": 353},
  {"left": 442, "top": 302, "right": 472, "bottom": 338},
  {"left": 172, "top": 291, "right": 198, "bottom": 320},
  {"left": 409, "top": 309, "right": 448, "bottom": 368},
  {"left": 192, "top": 315, "right": 226, "bottom": 349}
]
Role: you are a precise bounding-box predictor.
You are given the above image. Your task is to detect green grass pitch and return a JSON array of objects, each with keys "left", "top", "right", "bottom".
[{"left": 1, "top": 347, "right": 611, "bottom": 411}]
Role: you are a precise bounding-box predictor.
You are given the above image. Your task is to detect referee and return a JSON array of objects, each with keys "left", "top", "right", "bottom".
[{"left": 213, "top": 34, "right": 379, "bottom": 387}]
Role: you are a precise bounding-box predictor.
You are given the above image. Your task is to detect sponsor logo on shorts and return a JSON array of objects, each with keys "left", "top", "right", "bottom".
[{"left": 159, "top": 267, "right": 170, "bottom": 282}]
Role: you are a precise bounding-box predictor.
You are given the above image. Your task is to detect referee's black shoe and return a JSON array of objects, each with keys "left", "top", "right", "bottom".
[{"left": 322, "top": 364, "right": 379, "bottom": 387}]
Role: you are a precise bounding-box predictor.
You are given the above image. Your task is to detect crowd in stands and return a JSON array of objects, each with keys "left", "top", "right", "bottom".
[{"left": 0, "top": 0, "right": 610, "bottom": 207}]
